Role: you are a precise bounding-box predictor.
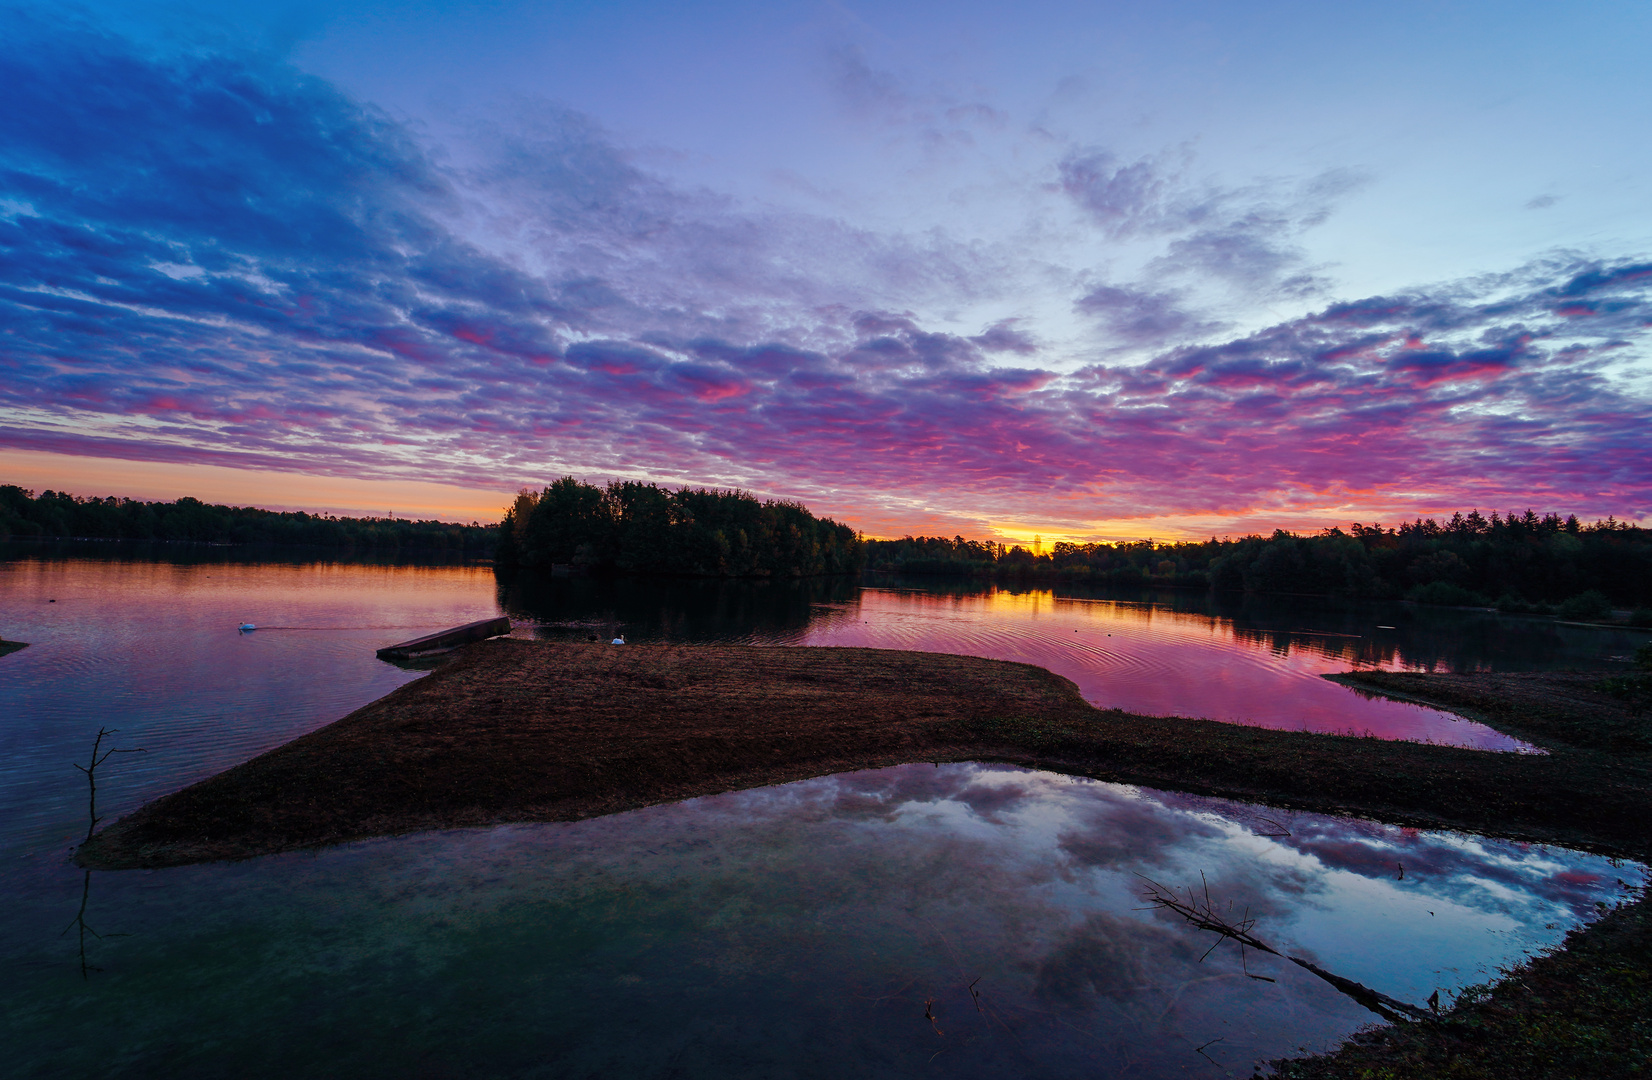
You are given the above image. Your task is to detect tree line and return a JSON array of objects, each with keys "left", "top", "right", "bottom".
[
  {"left": 865, "top": 509, "right": 1652, "bottom": 616},
  {"left": 9, "top": 480, "right": 1647, "bottom": 612},
  {"left": 0, "top": 486, "right": 495, "bottom": 556},
  {"left": 497, "top": 477, "right": 863, "bottom": 578}
]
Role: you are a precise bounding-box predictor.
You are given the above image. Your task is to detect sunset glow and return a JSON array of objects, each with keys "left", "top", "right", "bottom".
[{"left": 3, "top": 2, "right": 1650, "bottom": 536}]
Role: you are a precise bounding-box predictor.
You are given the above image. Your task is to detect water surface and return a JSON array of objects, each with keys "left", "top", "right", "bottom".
[
  {"left": 504, "top": 572, "right": 1648, "bottom": 750},
  {"left": 1, "top": 763, "right": 1639, "bottom": 1079},
  {"left": 3, "top": 550, "right": 1646, "bottom": 1077},
  {"left": 0, "top": 552, "right": 492, "bottom": 855},
  {"left": 8, "top": 545, "right": 1648, "bottom": 861}
]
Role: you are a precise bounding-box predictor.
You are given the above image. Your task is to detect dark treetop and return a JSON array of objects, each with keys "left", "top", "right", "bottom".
[
  {"left": 497, "top": 478, "right": 862, "bottom": 578},
  {"left": 0, "top": 486, "right": 495, "bottom": 556}
]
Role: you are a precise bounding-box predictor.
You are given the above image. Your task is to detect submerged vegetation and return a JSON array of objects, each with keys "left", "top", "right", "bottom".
[
  {"left": 866, "top": 509, "right": 1652, "bottom": 611},
  {"left": 0, "top": 485, "right": 494, "bottom": 555},
  {"left": 496, "top": 477, "right": 863, "bottom": 577}
]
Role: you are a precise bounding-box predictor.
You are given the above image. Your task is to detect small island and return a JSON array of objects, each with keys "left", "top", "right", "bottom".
[{"left": 495, "top": 478, "right": 863, "bottom": 577}]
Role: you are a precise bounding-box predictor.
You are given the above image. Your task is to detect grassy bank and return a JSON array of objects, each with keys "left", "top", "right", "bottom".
[
  {"left": 1273, "top": 895, "right": 1652, "bottom": 1078},
  {"left": 76, "top": 640, "right": 1652, "bottom": 1077},
  {"left": 1281, "top": 667, "right": 1652, "bottom": 1078},
  {"left": 1329, "top": 668, "right": 1652, "bottom": 754}
]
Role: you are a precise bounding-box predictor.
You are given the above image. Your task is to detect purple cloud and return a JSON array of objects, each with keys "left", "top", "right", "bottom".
[
  {"left": 2, "top": 21, "right": 1650, "bottom": 534},
  {"left": 1075, "top": 284, "right": 1219, "bottom": 347}
]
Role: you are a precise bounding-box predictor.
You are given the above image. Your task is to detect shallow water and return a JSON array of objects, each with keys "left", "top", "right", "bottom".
[
  {"left": 2, "top": 763, "right": 1641, "bottom": 1079},
  {"left": 0, "top": 554, "right": 494, "bottom": 855}
]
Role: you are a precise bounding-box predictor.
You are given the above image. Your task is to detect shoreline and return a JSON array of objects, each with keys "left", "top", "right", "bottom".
[
  {"left": 79, "top": 639, "right": 1652, "bottom": 867},
  {"left": 74, "top": 639, "right": 1652, "bottom": 1078}
]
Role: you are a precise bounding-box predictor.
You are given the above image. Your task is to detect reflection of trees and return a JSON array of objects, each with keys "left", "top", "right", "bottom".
[
  {"left": 865, "top": 515, "right": 1652, "bottom": 608},
  {"left": 495, "top": 570, "right": 860, "bottom": 643},
  {"left": 499, "top": 569, "right": 1630, "bottom": 672}
]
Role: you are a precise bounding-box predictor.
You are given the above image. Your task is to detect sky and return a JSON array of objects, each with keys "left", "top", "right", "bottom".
[{"left": 2, "top": 0, "right": 1650, "bottom": 539}]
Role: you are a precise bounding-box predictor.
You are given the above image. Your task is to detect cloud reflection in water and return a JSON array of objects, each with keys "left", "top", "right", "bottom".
[{"left": 6, "top": 763, "right": 1637, "bottom": 1079}]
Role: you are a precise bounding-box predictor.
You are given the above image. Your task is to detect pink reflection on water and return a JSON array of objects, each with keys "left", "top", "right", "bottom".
[{"left": 800, "top": 588, "right": 1533, "bottom": 751}]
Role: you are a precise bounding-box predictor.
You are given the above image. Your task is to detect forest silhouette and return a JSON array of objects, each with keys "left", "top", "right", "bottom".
[
  {"left": 0, "top": 486, "right": 493, "bottom": 556},
  {"left": 7, "top": 482, "right": 1650, "bottom": 614},
  {"left": 496, "top": 478, "right": 863, "bottom": 578},
  {"left": 865, "top": 510, "right": 1652, "bottom": 616}
]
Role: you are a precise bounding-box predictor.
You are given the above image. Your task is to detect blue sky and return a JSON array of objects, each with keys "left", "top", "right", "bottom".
[{"left": 2, "top": 1, "right": 1649, "bottom": 535}]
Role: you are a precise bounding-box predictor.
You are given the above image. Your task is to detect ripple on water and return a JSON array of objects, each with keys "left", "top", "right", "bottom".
[
  {"left": 793, "top": 590, "right": 1533, "bottom": 750},
  {"left": 0, "top": 557, "right": 497, "bottom": 856}
]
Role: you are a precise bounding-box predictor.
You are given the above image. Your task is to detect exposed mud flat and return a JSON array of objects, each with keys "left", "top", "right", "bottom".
[{"left": 79, "top": 639, "right": 1652, "bottom": 870}]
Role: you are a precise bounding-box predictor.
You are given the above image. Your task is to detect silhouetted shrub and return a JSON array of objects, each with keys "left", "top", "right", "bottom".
[{"left": 1558, "top": 590, "right": 1613, "bottom": 621}]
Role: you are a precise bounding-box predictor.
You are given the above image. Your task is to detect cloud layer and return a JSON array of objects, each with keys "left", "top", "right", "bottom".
[{"left": 2, "top": 21, "right": 1649, "bottom": 532}]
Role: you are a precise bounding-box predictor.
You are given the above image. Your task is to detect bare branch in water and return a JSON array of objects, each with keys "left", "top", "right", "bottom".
[
  {"left": 1256, "top": 816, "right": 1292, "bottom": 837},
  {"left": 1138, "top": 873, "right": 1435, "bottom": 1024},
  {"left": 73, "top": 727, "right": 146, "bottom": 846},
  {"left": 58, "top": 871, "right": 101, "bottom": 980},
  {"left": 65, "top": 728, "right": 145, "bottom": 978}
]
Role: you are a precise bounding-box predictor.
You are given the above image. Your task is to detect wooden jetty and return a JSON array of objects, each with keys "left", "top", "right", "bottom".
[{"left": 375, "top": 617, "right": 511, "bottom": 662}]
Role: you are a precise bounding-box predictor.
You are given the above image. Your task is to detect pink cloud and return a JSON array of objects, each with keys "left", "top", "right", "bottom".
[{"left": 2, "top": 27, "right": 1649, "bottom": 536}]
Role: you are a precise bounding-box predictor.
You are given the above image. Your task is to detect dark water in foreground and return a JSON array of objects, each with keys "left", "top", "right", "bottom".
[
  {"left": 2, "top": 547, "right": 1648, "bottom": 1077},
  {"left": 2, "top": 763, "right": 1642, "bottom": 1079}
]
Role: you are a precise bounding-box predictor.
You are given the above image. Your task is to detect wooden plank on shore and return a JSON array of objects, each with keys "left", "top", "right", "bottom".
[{"left": 376, "top": 616, "right": 511, "bottom": 661}]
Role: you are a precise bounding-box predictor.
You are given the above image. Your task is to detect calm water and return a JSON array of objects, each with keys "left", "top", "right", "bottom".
[
  {"left": 2, "top": 763, "right": 1642, "bottom": 1079},
  {"left": 5, "top": 545, "right": 1651, "bottom": 857},
  {"left": 3, "top": 547, "right": 1648, "bottom": 1077},
  {"left": 501, "top": 571, "right": 1647, "bottom": 750}
]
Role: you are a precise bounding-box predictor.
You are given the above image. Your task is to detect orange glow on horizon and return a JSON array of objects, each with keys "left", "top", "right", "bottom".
[
  {"left": 5, "top": 448, "right": 1637, "bottom": 543},
  {"left": 0, "top": 448, "right": 516, "bottom": 524}
]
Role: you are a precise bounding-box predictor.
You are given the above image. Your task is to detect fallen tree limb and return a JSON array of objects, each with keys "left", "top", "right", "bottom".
[{"left": 1139, "top": 873, "right": 1435, "bottom": 1024}]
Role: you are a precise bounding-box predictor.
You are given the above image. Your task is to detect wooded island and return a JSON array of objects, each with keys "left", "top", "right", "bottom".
[{"left": 495, "top": 477, "right": 863, "bottom": 578}]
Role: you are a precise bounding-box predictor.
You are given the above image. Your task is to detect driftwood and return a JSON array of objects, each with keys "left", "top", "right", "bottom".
[{"left": 1139, "top": 873, "right": 1436, "bottom": 1024}]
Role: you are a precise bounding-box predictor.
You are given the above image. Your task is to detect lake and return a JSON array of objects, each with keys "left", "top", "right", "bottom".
[{"left": 1, "top": 546, "right": 1646, "bottom": 1077}]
